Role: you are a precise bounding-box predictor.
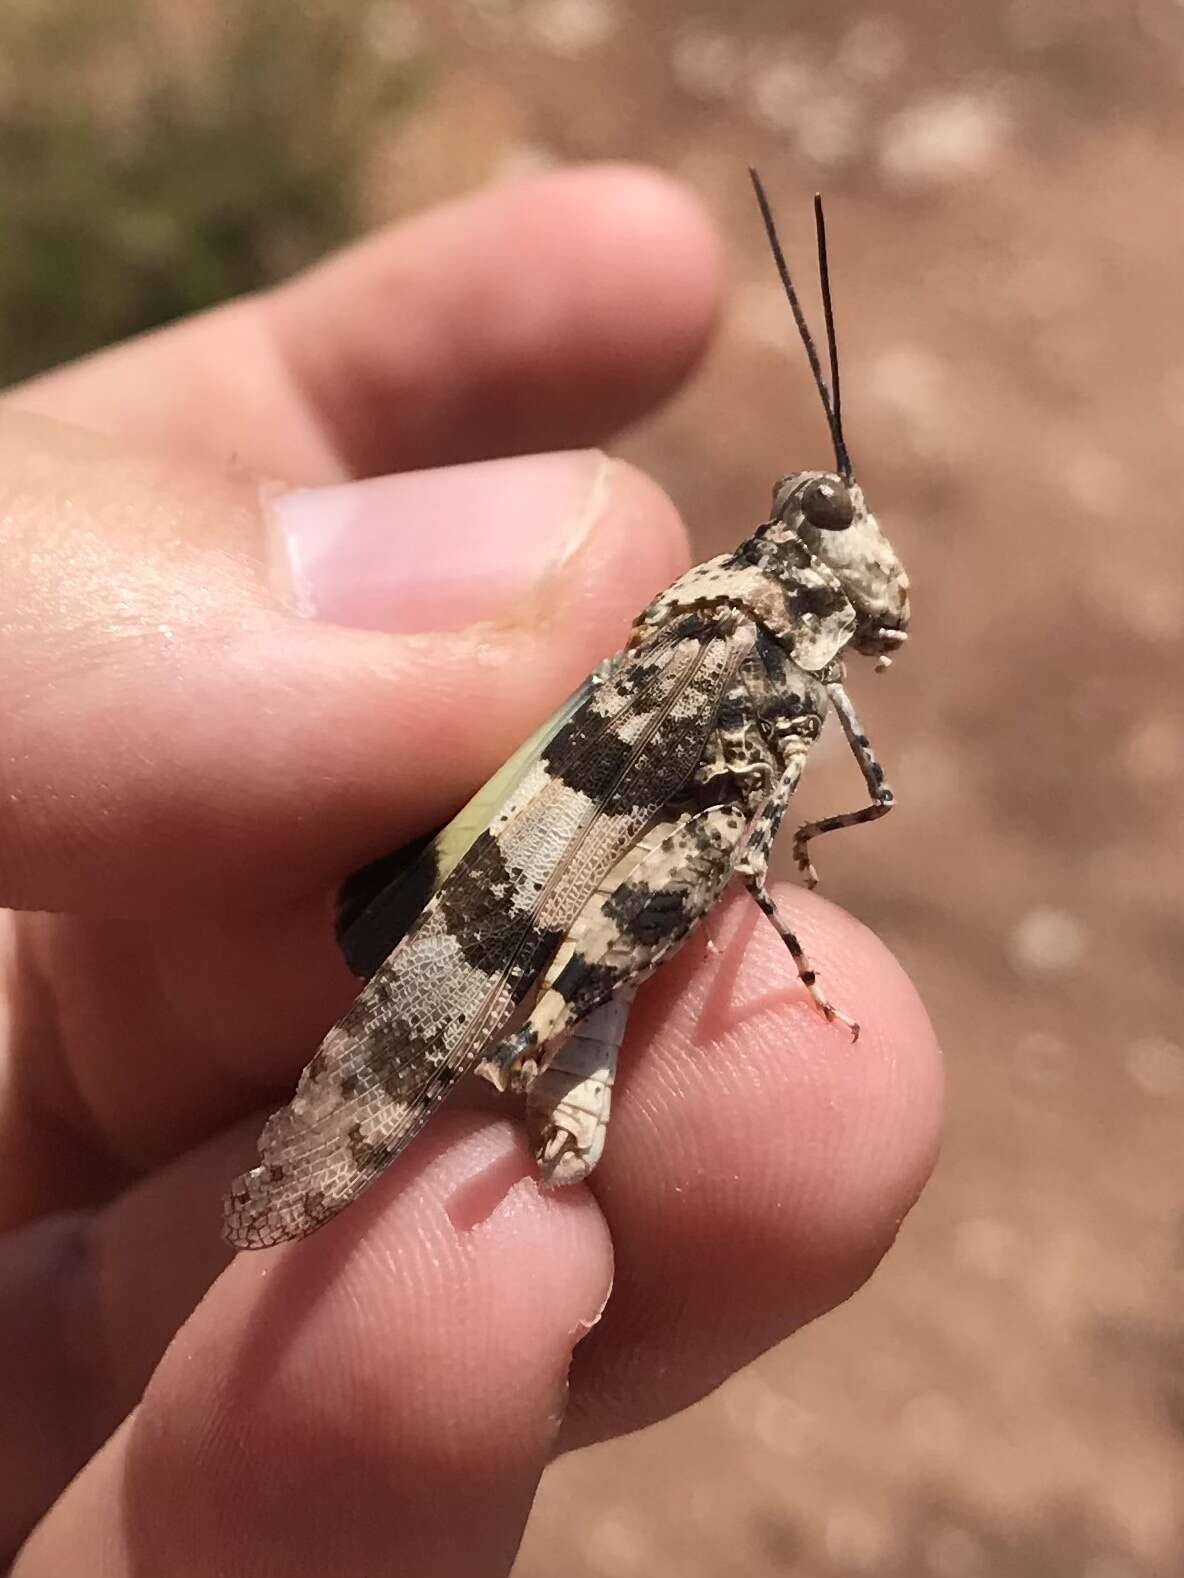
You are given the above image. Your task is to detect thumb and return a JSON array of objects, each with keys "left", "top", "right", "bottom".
[{"left": 0, "top": 409, "right": 686, "bottom": 915}]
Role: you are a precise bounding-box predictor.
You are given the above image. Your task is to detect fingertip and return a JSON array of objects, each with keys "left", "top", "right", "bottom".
[
  {"left": 790, "top": 888, "right": 944, "bottom": 1246},
  {"left": 647, "top": 883, "right": 943, "bottom": 1276},
  {"left": 563, "top": 886, "right": 942, "bottom": 1442},
  {"left": 238, "top": 449, "right": 692, "bottom": 904},
  {"left": 277, "top": 162, "right": 724, "bottom": 474},
  {"left": 496, "top": 162, "right": 725, "bottom": 429},
  {"left": 517, "top": 161, "right": 725, "bottom": 355},
  {"left": 250, "top": 447, "right": 693, "bottom": 894},
  {"left": 722, "top": 887, "right": 943, "bottom": 1318}
]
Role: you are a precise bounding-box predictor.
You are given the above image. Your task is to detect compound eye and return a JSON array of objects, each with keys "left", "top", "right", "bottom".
[{"left": 800, "top": 476, "right": 855, "bottom": 531}]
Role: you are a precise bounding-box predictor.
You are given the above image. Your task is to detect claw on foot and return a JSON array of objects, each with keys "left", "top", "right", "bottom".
[
  {"left": 821, "top": 1002, "right": 860, "bottom": 1042},
  {"left": 793, "top": 841, "right": 820, "bottom": 889}
]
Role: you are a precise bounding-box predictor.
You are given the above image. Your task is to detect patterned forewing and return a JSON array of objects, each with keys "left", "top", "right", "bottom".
[
  {"left": 224, "top": 624, "right": 745, "bottom": 1246},
  {"left": 335, "top": 670, "right": 602, "bottom": 980}
]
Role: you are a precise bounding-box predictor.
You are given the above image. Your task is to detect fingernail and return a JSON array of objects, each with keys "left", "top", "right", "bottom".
[{"left": 267, "top": 449, "right": 612, "bottom": 633}]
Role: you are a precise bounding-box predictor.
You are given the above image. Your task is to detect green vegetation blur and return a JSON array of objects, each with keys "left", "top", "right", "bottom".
[{"left": 0, "top": 0, "right": 426, "bottom": 381}]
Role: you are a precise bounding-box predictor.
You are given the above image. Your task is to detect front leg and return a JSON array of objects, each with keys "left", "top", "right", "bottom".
[{"left": 793, "top": 682, "right": 894, "bottom": 890}]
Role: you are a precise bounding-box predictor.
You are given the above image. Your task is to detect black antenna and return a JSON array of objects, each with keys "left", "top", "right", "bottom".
[
  {"left": 748, "top": 169, "right": 852, "bottom": 480},
  {"left": 812, "top": 193, "right": 851, "bottom": 479}
]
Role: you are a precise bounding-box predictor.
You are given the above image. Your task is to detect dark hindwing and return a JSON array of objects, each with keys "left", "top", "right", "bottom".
[{"left": 223, "top": 620, "right": 750, "bottom": 1246}]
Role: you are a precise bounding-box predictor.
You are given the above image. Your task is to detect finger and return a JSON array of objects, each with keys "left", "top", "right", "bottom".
[
  {"left": 4, "top": 895, "right": 937, "bottom": 1549},
  {"left": 10, "top": 165, "right": 722, "bottom": 482},
  {"left": 10, "top": 1115, "right": 613, "bottom": 1575},
  {"left": 0, "top": 413, "right": 686, "bottom": 915},
  {"left": 562, "top": 886, "right": 943, "bottom": 1444}
]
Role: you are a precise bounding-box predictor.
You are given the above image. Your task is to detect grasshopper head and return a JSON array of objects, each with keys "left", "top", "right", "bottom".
[
  {"left": 772, "top": 470, "right": 910, "bottom": 663},
  {"left": 749, "top": 175, "right": 910, "bottom": 668}
]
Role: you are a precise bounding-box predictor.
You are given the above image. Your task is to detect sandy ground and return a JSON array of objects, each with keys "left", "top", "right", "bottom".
[{"left": 367, "top": 3, "right": 1184, "bottom": 1574}]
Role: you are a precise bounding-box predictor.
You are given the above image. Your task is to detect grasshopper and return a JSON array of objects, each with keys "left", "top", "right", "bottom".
[{"left": 224, "top": 173, "right": 911, "bottom": 1248}]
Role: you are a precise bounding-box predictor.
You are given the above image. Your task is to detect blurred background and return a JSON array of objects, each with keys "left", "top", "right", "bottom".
[{"left": 3, "top": 1, "right": 1181, "bottom": 1573}]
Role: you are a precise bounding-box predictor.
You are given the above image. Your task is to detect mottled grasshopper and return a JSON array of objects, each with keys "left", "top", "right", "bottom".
[{"left": 224, "top": 174, "right": 911, "bottom": 1248}]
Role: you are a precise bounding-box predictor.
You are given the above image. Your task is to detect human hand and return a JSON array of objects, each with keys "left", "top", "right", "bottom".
[{"left": 2, "top": 166, "right": 941, "bottom": 1575}]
